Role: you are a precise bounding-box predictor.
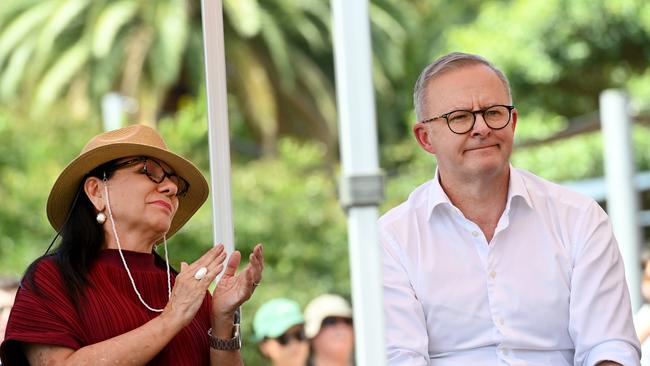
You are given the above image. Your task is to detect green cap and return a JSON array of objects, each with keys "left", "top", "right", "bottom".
[{"left": 253, "top": 298, "right": 304, "bottom": 341}]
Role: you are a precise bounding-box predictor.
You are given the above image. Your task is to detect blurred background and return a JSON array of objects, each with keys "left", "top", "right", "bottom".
[{"left": 1, "top": 0, "right": 650, "bottom": 363}]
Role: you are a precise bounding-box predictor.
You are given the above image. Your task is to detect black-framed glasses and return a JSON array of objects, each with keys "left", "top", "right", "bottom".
[
  {"left": 275, "top": 328, "right": 307, "bottom": 345},
  {"left": 420, "top": 104, "right": 515, "bottom": 134},
  {"left": 108, "top": 157, "right": 190, "bottom": 197},
  {"left": 321, "top": 316, "right": 353, "bottom": 328}
]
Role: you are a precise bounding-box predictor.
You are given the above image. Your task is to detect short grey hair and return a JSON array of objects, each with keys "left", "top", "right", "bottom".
[{"left": 413, "top": 52, "right": 512, "bottom": 121}]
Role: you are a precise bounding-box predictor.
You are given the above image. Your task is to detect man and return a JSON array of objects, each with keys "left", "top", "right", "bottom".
[
  {"left": 253, "top": 298, "right": 309, "bottom": 366},
  {"left": 379, "top": 52, "right": 640, "bottom": 365},
  {"left": 304, "top": 294, "right": 354, "bottom": 366}
]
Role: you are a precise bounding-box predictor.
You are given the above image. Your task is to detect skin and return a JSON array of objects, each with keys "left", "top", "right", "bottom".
[
  {"left": 412, "top": 65, "right": 622, "bottom": 366},
  {"left": 310, "top": 319, "right": 354, "bottom": 366},
  {"left": 23, "top": 157, "right": 264, "bottom": 366},
  {"left": 0, "top": 287, "right": 17, "bottom": 344},
  {"left": 258, "top": 325, "right": 309, "bottom": 366},
  {"left": 413, "top": 64, "right": 517, "bottom": 243}
]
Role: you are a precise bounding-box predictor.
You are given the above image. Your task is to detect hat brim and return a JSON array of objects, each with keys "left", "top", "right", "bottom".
[
  {"left": 254, "top": 315, "right": 305, "bottom": 342},
  {"left": 46, "top": 142, "right": 209, "bottom": 239}
]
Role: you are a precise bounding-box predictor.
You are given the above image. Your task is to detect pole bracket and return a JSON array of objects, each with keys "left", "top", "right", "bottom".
[{"left": 339, "top": 173, "right": 384, "bottom": 210}]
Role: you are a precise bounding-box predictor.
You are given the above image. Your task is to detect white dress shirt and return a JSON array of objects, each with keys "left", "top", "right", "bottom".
[
  {"left": 634, "top": 304, "right": 650, "bottom": 366},
  {"left": 379, "top": 166, "right": 640, "bottom": 366}
]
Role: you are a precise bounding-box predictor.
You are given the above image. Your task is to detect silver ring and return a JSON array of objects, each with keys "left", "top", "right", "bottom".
[{"left": 194, "top": 267, "right": 208, "bottom": 280}]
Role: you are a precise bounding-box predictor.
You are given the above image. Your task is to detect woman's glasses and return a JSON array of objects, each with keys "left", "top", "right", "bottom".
[
  {"left": 321, "top": 316, "right": 353, "bottom": 328},
  {"left": 275, "top": 328, "right": 307, "bottom": 345},
  {"left": 109, "top": 157, "right": 190, "bottom": 197}
]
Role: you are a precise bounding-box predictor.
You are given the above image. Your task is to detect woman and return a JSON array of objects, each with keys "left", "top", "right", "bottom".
[
  {"left": 253, "top": 298, "right": 309, "bottom": 366},
  {"left": 0, "top": 124, "right": 264, "bottom": 365},
  {"left": 304, "top": 294, "right": 354, "bottom": 366}
]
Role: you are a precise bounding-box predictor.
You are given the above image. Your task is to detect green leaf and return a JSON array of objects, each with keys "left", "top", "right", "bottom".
[
  {"left": 36, "top": 0, "right": 90, "bottom": 58},
  {"left": 223, "top": 0, "right": 261, "bottom": 38},
  {"left": 1, "top": 39, "right": 34, "bottom": 99},
  {"left": 0, "top": 0, "right": 57, "bottom": 68},
  {"left": 92, "top": 0, "right": 138, "bottom": 58},
  {"left": 34, "top": 41, "right": 89, "bottom": 109},
  {"left": 149, "top": 0, "right": 188, "bottom": 86}
]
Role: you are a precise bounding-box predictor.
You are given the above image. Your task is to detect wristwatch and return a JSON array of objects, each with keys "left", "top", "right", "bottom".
[{"left": 208, "top": 308, "right": 242, "bottom": 350}]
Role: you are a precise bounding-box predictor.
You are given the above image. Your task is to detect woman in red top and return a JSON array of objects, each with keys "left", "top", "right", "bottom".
[{"left": 0, "top": 124, "right": 264, "bottom": 365}]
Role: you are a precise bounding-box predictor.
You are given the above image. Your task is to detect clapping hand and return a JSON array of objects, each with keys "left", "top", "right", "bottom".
[{"left": 211, "top": 243, "right": 264, "bottom": 320}]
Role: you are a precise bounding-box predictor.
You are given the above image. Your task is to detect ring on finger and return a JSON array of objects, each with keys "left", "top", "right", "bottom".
[{"left": 194, "top": 267, "right": 208, "bottom": 280}]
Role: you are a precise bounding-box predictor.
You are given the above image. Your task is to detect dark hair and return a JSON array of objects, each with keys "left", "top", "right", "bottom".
[{"left": 23, "top": 159, "right": 172, "bottom": 308}]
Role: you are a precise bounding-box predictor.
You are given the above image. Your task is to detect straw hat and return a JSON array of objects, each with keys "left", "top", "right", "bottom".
[{"left": 46, "top": 124, "right": 209, "bottom": 238}]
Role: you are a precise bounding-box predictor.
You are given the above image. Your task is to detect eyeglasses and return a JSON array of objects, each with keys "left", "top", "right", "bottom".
[
  {"left": 420, "top": 104, "right": 514, "bottom": 134},
  {"left": 275, "top": 328, "right": 307, "bottom": 345},
  {"left": 108, "top": 157, "right": 190, "bottom": 197},
  {"left": 321, "top": 316, "right": 353, "bottom": 328}
]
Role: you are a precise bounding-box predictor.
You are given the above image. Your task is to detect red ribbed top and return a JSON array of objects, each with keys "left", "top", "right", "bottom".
[{"left": 0, "top": 250, "right": 211, "bottom": 365}]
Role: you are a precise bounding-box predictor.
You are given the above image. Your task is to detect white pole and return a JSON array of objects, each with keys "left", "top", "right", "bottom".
[
  {"left": 200, "top": 0, "right": 234, "bottom": 253},
  {"left": 331, "top": 1, "right": 386, "bottom": 365},
  {"left": 600, "top": 89, "right": 642, "bottom": 310}
]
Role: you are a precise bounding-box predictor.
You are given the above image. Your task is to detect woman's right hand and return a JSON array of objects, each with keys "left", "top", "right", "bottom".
[{"left": 163, "top": 244, "right": 227, "bottom": 327}]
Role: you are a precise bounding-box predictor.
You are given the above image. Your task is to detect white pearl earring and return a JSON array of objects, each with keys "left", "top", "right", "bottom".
[{"left": 96, "top": 212, "right": 107, "bottom": 224}]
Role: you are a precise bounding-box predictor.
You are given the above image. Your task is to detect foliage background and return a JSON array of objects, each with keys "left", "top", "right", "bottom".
[{"left": 1, "top": 0, "right": 650, "bottom": 364}]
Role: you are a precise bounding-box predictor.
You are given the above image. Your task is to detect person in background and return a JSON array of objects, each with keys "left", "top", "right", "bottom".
[
  {"left": 304, "top": 294, "right": 354, "bottom": 366},
  {"left": 0, "top": 124, "right": 264, "bottom": 366},
  {"left": 379, "top": 51, "right": 640, "bottom": 365},
  {"left": 634, "top": 250, "right": 650, "bottom": 366},
  {"left": 253, "top": 298, "right": 309, "bottom": 366},
  {"left": 0, "top": 277, "right": 19, "bottom": 345}
]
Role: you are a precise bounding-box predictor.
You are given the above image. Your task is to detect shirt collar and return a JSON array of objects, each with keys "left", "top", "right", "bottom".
[{"left": 427, "top": 165, "right": 533, "bottom": 221}]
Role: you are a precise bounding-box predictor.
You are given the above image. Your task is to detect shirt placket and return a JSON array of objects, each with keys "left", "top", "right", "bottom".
[{"left": 488, "top": 209, "right": 513, "bottom": 363}]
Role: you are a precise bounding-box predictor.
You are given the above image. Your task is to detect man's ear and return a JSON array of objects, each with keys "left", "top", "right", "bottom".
[
  {"left": 413, "top": 122, "right": 436, "bottom": 155},
  {"left": 511, "top": 108, "right": 518, "bottom": 131},
  {"left": 84, "top": 177, "right": 104, "bottom": 212}
]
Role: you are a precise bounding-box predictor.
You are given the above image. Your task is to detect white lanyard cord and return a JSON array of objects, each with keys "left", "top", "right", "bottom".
[{"left": 102, "top": 179, "right": 171, "bottom": 312}]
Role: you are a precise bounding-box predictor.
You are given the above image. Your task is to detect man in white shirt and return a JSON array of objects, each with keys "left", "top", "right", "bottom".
[{"left": 379, "top": 52, "right": 641, "bottom": 366}]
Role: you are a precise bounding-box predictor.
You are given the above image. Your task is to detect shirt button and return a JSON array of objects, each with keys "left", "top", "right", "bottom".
[
  {"left": 499, "top": 318, "right": 505, "bottom": 325},
  {"left": 502, "top": 348, "right": 509, "bottom": 355},
  {"left": 471, "top": 231, "right": 480, "bottom": 237},
  {"left": 490, "top": 271, "right": 496, "bottom": 279}
]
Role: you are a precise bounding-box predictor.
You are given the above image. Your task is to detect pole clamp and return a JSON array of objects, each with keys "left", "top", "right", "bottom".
[{"left": 339, "top": 173, "right": 384, "bottom": 210}]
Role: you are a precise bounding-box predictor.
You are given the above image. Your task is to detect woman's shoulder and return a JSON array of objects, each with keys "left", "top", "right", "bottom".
[{"left": 22, "top": 254, "right": 64, "bottom": 292}]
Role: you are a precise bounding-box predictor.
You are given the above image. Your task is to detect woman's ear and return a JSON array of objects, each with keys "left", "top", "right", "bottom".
[{"left": 84, "top": 177, "right": 104, "bottom": 212}]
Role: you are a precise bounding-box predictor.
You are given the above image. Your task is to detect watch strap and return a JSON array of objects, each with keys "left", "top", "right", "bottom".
[{"left": 208, "top": 324, "right": 241, "bottom": 350}]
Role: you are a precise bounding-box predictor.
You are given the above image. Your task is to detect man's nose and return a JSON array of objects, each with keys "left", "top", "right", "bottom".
[{"left": 471, "top": 112, "right": 491, "bottom": 136}]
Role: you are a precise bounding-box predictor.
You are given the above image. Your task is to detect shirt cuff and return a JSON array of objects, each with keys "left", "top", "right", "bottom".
[{"left": 585, "top": 340, "right": 641, "bottom": 366}]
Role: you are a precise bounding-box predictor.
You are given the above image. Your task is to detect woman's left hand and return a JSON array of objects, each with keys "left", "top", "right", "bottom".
[{"left": 211, "top": 243, "right": 264, "bottom": 322}]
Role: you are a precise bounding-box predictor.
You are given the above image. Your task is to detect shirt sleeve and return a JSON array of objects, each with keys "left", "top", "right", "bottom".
[
  {"left": 0, "top": 258, "right": 84, "bottom": 365},
  {"left": 568, "top": 201, "right": 641, "bottom": 366},
  {"left": 380, "top": 226, "right": 430, "bottom": 366}
]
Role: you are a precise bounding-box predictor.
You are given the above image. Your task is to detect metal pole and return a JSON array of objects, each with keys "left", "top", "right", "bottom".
[
  {"left": 331, "top": 1, "right": 386, "bottom": 365},
  {"left": 200, "top": 0, "right": 234, "bottom": 253},
  {"left": 600, "top": 89, "right": 642, "bottom": 310}
]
